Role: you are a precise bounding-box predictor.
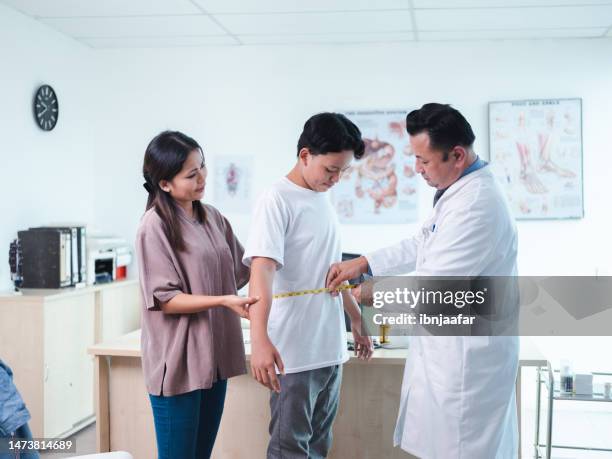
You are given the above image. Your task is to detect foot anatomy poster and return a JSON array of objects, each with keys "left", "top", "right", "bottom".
[
  {"left": 333, "top": 110, "right": 419, "bottom": 224},
  {"left": 489, "top": 99, "right": 583, "bottom": 220}
]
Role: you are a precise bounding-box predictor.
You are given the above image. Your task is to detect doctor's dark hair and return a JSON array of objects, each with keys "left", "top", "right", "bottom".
[
  {"left": 405, "top": 103, "right": 476, "bottom": 161},
  {"left": 142, "top": 130, "right": 205, "bottom": 252},
  {"left": 297, "top": 112, "right": 365, "bottom": 159}
]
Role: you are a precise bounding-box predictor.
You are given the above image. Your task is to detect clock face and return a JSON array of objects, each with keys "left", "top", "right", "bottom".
[{"left": 33, "top": 85, "right": 59, "bottom": 131}]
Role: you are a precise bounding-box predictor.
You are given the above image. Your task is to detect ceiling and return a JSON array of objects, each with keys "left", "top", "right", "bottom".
[{"left": 2, "top": 0, "right": 612, "bottom": 48}]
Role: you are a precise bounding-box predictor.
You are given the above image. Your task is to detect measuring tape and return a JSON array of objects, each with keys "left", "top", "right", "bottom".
[{"left": 272, "top": 283, "right": 357, "bottom": 299}]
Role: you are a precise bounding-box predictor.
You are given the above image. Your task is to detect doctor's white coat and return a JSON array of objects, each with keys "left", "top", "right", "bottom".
[{"left": 367, "top": 166, "right": 519, "bottom": 459}]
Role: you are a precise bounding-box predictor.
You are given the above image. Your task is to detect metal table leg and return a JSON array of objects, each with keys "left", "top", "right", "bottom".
[
  {"left": 534, "top": 366, "right": 542, "bottom": 459},
  {"left": 545, "top": 364, "right": 554, "bottom": 459}
]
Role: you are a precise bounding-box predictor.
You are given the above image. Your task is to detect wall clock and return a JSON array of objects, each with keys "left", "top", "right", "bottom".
[{"left": 33, "top": 84, "right": 59, "bottom": 131}]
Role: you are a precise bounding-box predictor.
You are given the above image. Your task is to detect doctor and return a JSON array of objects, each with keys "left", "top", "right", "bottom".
[{"left": 326, "top": 103, "right": 519, "bottom": 459}]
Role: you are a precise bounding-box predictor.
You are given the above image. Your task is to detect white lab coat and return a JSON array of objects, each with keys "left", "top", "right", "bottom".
[{"left": 367, "top": 166, "right": 519, "bottom": 459}]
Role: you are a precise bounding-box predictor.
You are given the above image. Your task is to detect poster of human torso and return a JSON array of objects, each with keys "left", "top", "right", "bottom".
[
  {"left": 332, "top": 110, "right": 419, "bottom": 224},
  {"left": 213, "top": 155, "right": 252, "bottom": 213},
  {"left": 489, "top": 99, "right": 583, "bottom": 220}
]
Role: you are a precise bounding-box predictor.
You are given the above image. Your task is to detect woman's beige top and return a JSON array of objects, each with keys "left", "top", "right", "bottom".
[{"left": 136, "top": 204, "right": 249, "bottom": 396}]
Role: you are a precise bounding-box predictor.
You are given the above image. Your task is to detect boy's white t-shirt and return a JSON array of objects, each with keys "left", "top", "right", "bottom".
[{"left": 243, "top": 177, "right": 349, "bottom": 374}]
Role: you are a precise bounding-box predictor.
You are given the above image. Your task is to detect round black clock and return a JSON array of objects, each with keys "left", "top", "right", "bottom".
[{"left": 33, "top": 85, "right": 59, "bottom": 131}]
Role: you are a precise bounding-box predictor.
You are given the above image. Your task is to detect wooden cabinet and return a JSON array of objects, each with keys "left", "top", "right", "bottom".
[
  {"left": 43, "top": 292, "right": 95, "bottom": 437},
  {"left": 97, "top": 281, "right": 140, "bottom": 343},
  {"left": 0, "top": 280, "right": 140, "bottom": 438}
]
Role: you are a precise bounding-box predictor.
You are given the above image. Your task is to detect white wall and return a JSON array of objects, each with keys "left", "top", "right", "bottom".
[
  {"left": 2, "top": 2, "right": 611, "bottom": 321},
  {"left": 0, "top": 4, "right": 95, "bottom": 292},
  {"left": 92, "top": 38, "right": 612, "bottom": 278},
  {"left": 4, "top": 18, "right": 607, "bottom": 282}
]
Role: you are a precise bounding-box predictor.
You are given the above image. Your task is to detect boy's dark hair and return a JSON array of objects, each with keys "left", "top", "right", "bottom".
[
  {"left": 142, "top": 130, "right": 205, "bottom": 252},
  {"left": 405, "top": 103, "right": 475, "bottom": 161},
  {"left": 297, "top": 112, "right": 365, "bottom": 159}
]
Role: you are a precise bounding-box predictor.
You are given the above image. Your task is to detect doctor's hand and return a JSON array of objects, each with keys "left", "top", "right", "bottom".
[
  {"left": 221, "top": 295, "right": 259, "bottom": 319},
  {"left": 250, "top": 336, "right": 285, "bottom": 393},
  {"left": 350, "top": 318, "right": 374, "bottom": 361},
  {"left": 326, "top": 256, "right": 369, "bottom": 294}
]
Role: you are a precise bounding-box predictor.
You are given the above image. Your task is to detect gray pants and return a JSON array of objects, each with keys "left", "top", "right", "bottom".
[{"left": 267, "top": 365, "right": 342, "bottom": 459}]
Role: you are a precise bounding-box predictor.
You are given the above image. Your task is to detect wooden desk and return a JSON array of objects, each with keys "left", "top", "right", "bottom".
[{"left": 89, "top": 331, "right": 546, "bottom": 459}]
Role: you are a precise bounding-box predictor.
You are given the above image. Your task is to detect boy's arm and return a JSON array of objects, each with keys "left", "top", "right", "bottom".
[
  {"left": 248, "top": 257, "right": 285, "bottom": 392},
  {"left": 341, "top": 289, "right": 373, "bottom": 361}
]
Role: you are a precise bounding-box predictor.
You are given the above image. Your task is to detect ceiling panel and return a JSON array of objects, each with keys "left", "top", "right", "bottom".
[
  {"left": 419, "top": 27, "right": 607, "bottom": 40},
  {"left": 194, "top": 0, "right": 411, "bottom": 14},
  {"left": 415, "top": 5, "right": 612, "bottom": 29},
  {"left": 413, "top": 0, "right": 612, "bottom": 8},
  {"left": 0, "top": 0, "right": 200, "bottom": 17},
  {"left": 216, "top": 10, "right": 413, "bottom": 35},
  {"left": 239, "top": 31, "right": 414, "bottom": 45},
  {"left": 82, "top": 35, "right": 237, "bottom": 49},
  {"left": 40, "top": 15, "right": 227, "bottom": 38},
  {"left": 2, "top": 0, "right": 610, "bottom": 47}
]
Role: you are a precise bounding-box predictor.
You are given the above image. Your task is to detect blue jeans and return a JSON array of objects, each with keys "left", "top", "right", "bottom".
[{"left": 149, "top": 380, "right": 227, "bottom": 459}]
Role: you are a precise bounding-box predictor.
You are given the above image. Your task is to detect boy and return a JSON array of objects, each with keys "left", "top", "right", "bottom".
[{"left": 243, "top": 112, "right": 373, "bottom": 458}]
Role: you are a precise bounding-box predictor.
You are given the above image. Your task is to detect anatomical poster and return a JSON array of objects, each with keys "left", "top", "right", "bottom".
[
  {"left": 332, "top": 110, "right": 419, "bottom": 224},
  {"left": 489, "top": 99, "right": 583, "bottom": 220},
  {"left": 213, "top": 155, "right": 252, "bottom": 213}
]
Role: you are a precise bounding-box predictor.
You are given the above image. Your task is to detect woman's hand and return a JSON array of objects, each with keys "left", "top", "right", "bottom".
[{"left": 221, "top": 295, "right": 259, "bottom": 319}]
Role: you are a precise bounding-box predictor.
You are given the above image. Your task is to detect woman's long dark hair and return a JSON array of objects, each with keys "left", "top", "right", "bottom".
[{"left": 142, "top": 131, "right": 206, "bottom": 252}]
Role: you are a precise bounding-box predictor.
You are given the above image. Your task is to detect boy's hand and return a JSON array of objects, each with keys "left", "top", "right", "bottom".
[
  {"left": 351, "top": 319, "right": 374, "bottom": 361},
  {"left": 250, "top": 337, "right": 285, "bottom": 393}
]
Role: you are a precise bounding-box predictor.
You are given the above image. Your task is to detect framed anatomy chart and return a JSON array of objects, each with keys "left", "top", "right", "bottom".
[
  {"left": 213, "top": 155, "right": 252, "bottom": 213},
  {"left": 332, "top": 110, "right": 419, "bottom": 224},
  {"left": 489, "top": 98, "right": 583, "bottom": 220}
]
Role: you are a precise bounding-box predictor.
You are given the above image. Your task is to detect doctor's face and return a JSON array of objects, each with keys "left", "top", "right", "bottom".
[{"left": 412, "top": 132, "right": 463, "bottom": 190}]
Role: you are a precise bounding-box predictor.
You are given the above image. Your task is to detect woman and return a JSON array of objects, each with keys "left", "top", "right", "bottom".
[{"left": 136, "top": 131, "right": 257, "bottom": 459}]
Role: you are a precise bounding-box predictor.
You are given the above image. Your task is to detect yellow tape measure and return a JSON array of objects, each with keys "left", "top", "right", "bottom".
[{"left": 272, "top": 283, "right": 357, "bottom": 299}]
